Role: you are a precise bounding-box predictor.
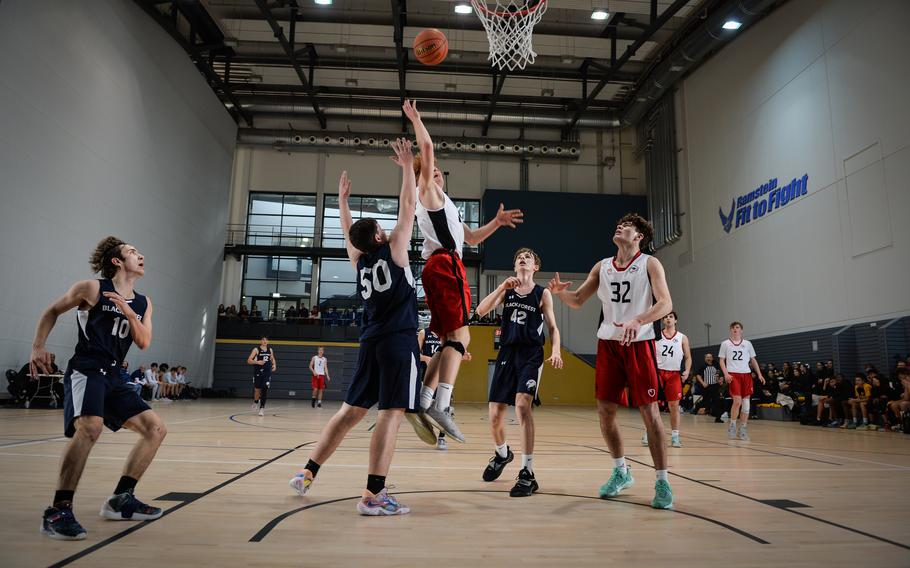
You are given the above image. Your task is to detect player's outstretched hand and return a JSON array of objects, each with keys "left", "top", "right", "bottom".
[
  {"left": 402, "top": 99, "right": 421, "bottom": 123},
  {"left": 389, "top": 137, "right": 414, "bottom": 168},
  {"left": 547, "top": 272, "right": 572, "bottom": 294},
  {"left": 547, "top": 350, "right": 563, "bottom": 369},
  {"left": 495, "top": 203, "right": 523, "bottom": 228},
  {"left": 338, "top": 170, "right": 351, "bottom": 200},
  {"left": 502, "top": 276, "right": 521, "bottom": 290},
  {"left": 103, "top": 291, "right": 137, "bottom": 319},
  {"left": 612, "top": 319, "right": 642, "bottom": 346}
]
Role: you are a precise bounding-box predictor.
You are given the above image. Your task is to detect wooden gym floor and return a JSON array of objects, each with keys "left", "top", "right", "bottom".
[{"left": 0, "top": 400, "right": 908, "bottom": 567}]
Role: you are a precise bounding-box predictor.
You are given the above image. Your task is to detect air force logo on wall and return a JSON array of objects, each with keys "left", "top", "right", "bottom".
[{"left": 719, "top": 174, "right": 809, "bottom": 234}]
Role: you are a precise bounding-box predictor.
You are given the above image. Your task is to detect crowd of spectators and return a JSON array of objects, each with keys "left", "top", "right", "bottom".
[
  {"left": 218, "top": 302, "right": 363, "bottom": 327},
  {"left": 120, "top": 360, "right": 198, "bottom": 402},
  {"left": 680, "top": 355, "right": 910, "bottom": 433}
]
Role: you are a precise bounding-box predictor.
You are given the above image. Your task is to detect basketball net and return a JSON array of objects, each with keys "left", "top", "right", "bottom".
[{"left": 471, "top": 0, "right": 548, "bottom": 71}]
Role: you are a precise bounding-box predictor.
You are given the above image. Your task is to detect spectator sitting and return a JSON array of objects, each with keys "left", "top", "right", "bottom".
[
  {"left": 158, "top": 364, "right": 174, "bottom": 401},
  {"left": 869, "top": 375, "right": 891, "bottom": 430},
  {"left": 757, "top": 370, "right": 779, "bottom": 404},
  {"left": 827, "top": 374, "right": 854, "bottom": 427},
  {"left": 844, "top": 373, "right": 872, "bottom": 429},
  {"left": 820, "top": 374, "right": 844, "bottom": 426},
  {"left": 324, "top": 306, "right": 339, "bottom": 326},
  {"left": 145, "top": 363, "right": 161, "bottom": 401},
  {"left": 218, "top": 303, "right": 226, "bottom": 317},
  {"left": 129, "top": 364, "right": 146, "bottom": 397},
  {"left": 886, "top": 368, "right": 910, "bottom": 432},
  {"left": 286, "top": 305, "right": 298, "bottom": 322},
  {"left": 299, "top": 305, "right": 310, "bottom": 320},
  {"left": 227, "top": 304, "right": 238, "bottom": 317},
  {"left": 239, "top": 304, "right": 250, "bottom": 320},
  {"left": 310, "top": 305, "right": 320, "bottom": 320}
]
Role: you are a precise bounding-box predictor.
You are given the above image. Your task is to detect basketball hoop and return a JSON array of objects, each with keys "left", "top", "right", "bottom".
[{"left": 471, "top": 0, "right": 548, "bottom": 71}]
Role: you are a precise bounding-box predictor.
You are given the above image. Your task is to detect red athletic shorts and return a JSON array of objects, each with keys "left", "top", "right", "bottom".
[
  {"left": 728, "top": 372, "right": 753, "bottom": 397},
  {"left": 595, "top": 339, "right": 659, "bottom": 407},
  {"left": 422, "top": 250, "right": 471, "bottom": 337},
  {"left": 658, "top": 370, "right": 682, "bottom": 401},
  {"left": 311, "top": 375, "right": 326, "bottom": 390}
]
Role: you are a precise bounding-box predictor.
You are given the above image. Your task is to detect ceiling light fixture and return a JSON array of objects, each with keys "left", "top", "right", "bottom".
[
  {"left": 560, "top": 55, "right": 574, "bottom": 64},
  {"left": 334, "top": 44, "right": 348, "bottom": 53},
  {"left": 314, "top": 0, "right": 332, "bottom": 6},
  {"left": 345, "top": 78, "right": 358, "bottom": 87},
  {"left": 591, "top": 9, "right": 609, "bottom": 20},
  {"left": 541, "top": 88, "right": 554, "bottom": 97},
  {"left": 444, "top": 83, "right": 457, "bottom": 92},
  {"left": 722, "top": 20, "right": 742, "bottom": 30},
  {"left": 454, "top": 3, "right": 472, "bottom": 14}
]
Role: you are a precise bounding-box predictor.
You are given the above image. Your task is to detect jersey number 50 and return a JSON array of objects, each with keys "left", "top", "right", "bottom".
[{"left": 359, "top": 259, "right": 393, "bottom": 300}]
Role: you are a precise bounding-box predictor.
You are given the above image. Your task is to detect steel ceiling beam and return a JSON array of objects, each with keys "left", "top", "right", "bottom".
[
  {"left": 481, "top": 71, "right": 508, "bottom": 137},
  {"left": 132, "top": 0, "right": 252, "bottom": 126},
  {"left": 391, "top": 0, "right": 408, "bottom": 132},
  {"left": 562, "top": 0, "right": 689, "bottom": 138},
  {"left": 253, "top": 0, "right": 327, "bottom": 128}
]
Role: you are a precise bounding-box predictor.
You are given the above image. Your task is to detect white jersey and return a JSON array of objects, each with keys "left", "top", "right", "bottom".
[
  {"left": 596, "top": 252, "right": 655, "bottom": 342},
  {"left": 416, "top": 190, "right": 465, "bottom": 259},
  {"left": 312, "top": 356, "right": 327, "bottom": 375},
  {"left": 719, "top": 339, "right": 756, "bottom": 373},
  {"left": 656, "top": 331, "right": 686, "bottom": 371}
]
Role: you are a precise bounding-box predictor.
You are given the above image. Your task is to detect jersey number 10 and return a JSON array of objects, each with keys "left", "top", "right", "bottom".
[{"left": 110, "top": 317, "right": 130, "bottom": 339}]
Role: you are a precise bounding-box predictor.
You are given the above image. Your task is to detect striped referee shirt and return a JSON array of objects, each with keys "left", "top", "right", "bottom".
[{"left": 697, "top": 363, "right": 720, "bottom": 385}]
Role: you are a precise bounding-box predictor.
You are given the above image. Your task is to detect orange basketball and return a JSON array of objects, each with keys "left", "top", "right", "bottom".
[{"left": 413, "top": 28, "right": 448, "bottom": 66}]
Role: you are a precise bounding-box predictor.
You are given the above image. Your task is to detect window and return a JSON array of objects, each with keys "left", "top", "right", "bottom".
[
  {"left": 242, "top": 255, "right": 313, "bottom": 299},
  {"left": 323, "top": 195, "right": 399, "bottom": 248},
  {"left": 409, "top": 262, "right": 478, "bottom": 310},
  {"left": 317, "top": 258, "right": 359, "bottom": 306},
  {"left": 247, "top": 193, "right": 317, "bottom": 247}
]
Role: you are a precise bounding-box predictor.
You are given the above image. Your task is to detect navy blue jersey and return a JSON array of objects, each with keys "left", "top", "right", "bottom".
[
  {"left": 71, "top": 279, "right": 147, "bottom": 370},
  {"left": 357, "top": 243, "right": 418, "bottom": 341},
  {"left": 500, "top": 284, "right": 545, "bottom": 346},
  {"left": 421, "top": 329, "right": 442, "bottom": 357},
  {"left": 253, "top": 346, "right": 274, "bottom": 377}
]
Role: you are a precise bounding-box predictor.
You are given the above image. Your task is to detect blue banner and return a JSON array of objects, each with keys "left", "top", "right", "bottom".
[{"left": 719, "top": 173, "right": 809, "bottom": 233}]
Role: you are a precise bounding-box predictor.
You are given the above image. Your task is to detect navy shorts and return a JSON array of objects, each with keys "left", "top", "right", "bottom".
[
  {"left": 253, "top": 372, "right": 271, "bottom": 389},
  {"left": 346, "top": 331, "right": 419, "bottom": 411},
  {"left": 63, "top": 364, "right": 150, "bottom": 438},
  {"left": 489, "top": 344, "right": 544, "bottom": 405}
]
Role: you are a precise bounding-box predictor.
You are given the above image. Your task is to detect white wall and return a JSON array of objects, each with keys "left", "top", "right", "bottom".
[
  {"left": 658, "top": 0, "right": 910, "bottom": 347},
  {"left": 221, "top": 120, "right": 641, "bottom": 354},
  {"left": 0, "top": 1, "right": 237, "bottom": 384}
]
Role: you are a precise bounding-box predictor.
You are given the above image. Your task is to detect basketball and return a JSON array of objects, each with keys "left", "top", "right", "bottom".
[{"left": 413, "top": 28, "right": 448, "bottom": 66}]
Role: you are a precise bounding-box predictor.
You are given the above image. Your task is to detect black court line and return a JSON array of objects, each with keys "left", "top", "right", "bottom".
[
  {"left": 250, "top": 489, "right": 768, "bottom": 545},
  {"left": 47, "top": 440, "right": 315, "bottom": 568},
  {"left": 156, "top": 492, "right": 205, "bottom": 501},
  {"left": 0, "top": 435, "right": 63, "bottom": 448},
  {"left": 541, "top": 407, "right": 842, "bottom": 466},
  {"left": 577, "top": 442, "right": 910, "bottom": 551}
]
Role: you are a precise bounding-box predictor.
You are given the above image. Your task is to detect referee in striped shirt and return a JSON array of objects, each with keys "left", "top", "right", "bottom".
[{"left": 694, "top": 353, "right": 723, "bottom": 421}]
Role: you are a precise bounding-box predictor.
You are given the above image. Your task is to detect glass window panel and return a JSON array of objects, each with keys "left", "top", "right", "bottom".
[
  {"left": 282, "top": 194, "right": 316, "bottom": 216},
  {"left": 320, "top": 259, "right": 357, "bottom": 282},
  {"left": 319, "top": 282, "right": 358, "bottom": 300},
  {"left": 276, "top": 280, "right": 311, "bottom": 296},
  {"left": 249, "top": 193, "right": 284, "bottom": 215},
  {"left": 242, "top": 280, "right": 278, "bottom": 297},
  {"left": 245, "top": 256, "right": 270, "bottom": 279},
  {"left": 281, "top": 215, "right": 315, "bottom": 232}
]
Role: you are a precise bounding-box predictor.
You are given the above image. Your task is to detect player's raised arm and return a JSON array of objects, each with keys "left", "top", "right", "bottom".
[
  {"left": 541, "top": 288, "right": 563, "bottom": 369},
  {"left": 463, "top": 203, "right": 524, "bottom": 246},
  {"left": 402, "top": 100, "right": 435, "bottom": 199},
  {"left": 337, "top": 171, "right": 361, "bottom": 268},
  {"left": 548, "top": 262, "right": 601, "bottom": 309},
  {"left": 388, "top": 137, "right": 417, "bottom": 268},
  {"left": 30, "top": 279, "right": 100, "bottom": 377},
  {"left": 475, "top": 276, "right": 520, "bottom": 317}
]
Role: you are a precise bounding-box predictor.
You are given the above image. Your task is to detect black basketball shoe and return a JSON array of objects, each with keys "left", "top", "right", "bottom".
[
  {"left": 482, "top": 448, "right": 513, "bottom": 482},
  {"left": 41, "top": 506, "right": 87, "bottom": 540},
  {"left": 509, "top": 467, "right": 539, "bottom": 497}
]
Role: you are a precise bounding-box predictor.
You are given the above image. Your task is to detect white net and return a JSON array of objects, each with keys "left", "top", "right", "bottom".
[{"left": 471, "top": 0, "right": 548, "bottom": 71}]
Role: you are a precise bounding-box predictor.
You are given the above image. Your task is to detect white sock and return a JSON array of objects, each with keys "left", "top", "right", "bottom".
[
  {"left": 495, "top": 443, "right": 509, "bottom": 458},
  {"left": 522, "top": 454, "right": 534, "bottom": 472},
  {"left": 434, "top": 383, "right": 453, "bottom": 410},
  {"left": 613, "top": 457, "right": 627, "bottom": 471},
  {"left": 656, "top": 470, "right": 669, "bottom": 481},
  {"left": 730, "top": 419, "right": 737, "bottom": 428},
  {"left": 671, "top": 430, "right": 679, "bottom": 437},
  {"left": 419, "top": 385, "right": 435, "bottom": 411}
]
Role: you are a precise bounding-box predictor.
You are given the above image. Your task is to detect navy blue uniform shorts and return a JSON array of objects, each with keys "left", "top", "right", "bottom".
[
  {"left": 63, "top": 364, "right": 150, "bottom": 438},
  {"left": 346, "top": 331, "right": 419, "bottom": 411},
  {"left": 489, "top": 344, "right": 544, "bottom": 406},
  {"left": 253, "top": 372, "right": 271, "bottom": 389}
]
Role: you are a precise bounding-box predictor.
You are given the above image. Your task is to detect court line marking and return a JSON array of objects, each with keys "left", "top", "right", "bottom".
[
  {"left": 46, "top": 441, "right": 316, "bottom": 568},
  {"left": 249, "top": 489, "right": 769, "bottom": 545},
  {"left": 0, "top": 436, "right": 66, "bottom": 448},
  {"left": 577, "top": 443, "right": 910, "bottom": 551}
]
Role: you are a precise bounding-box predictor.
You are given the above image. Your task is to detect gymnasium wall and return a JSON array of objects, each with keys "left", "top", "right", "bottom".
[
  {"left": 658, "top": 0, "right": 910, "bottom": 348},
  {"left": 222, "top": 122, "right": 645, "bottom": 355},
  {"left": 0, "top": 1, "right": 237, "bottom": 385},
  {"left": 211, "top": 327, "right": 596, "bottom": 405}
]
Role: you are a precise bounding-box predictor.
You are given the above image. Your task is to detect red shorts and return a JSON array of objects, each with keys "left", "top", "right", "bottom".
[
  {"left": 595, "top": 339, "right": 659, "bottom": 407},
  {"left": 311, "top": 375, "right": 326, "bottom": 390},
  {"left": 658, "top": 370, "right": 682, "bottom": 401},
  {"left": 422, "top": 250, "right": 471, "bottom": 337},
  {"left": 728, "top": 372, "right": 753, "bottom": 397}
]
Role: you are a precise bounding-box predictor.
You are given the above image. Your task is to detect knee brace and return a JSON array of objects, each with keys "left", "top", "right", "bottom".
[
  {"left": 442, "top": 340, "right": 466, "bottom": 356},
  {"left": 740, "top": 398, "right": 750, "bottom": 415}
]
